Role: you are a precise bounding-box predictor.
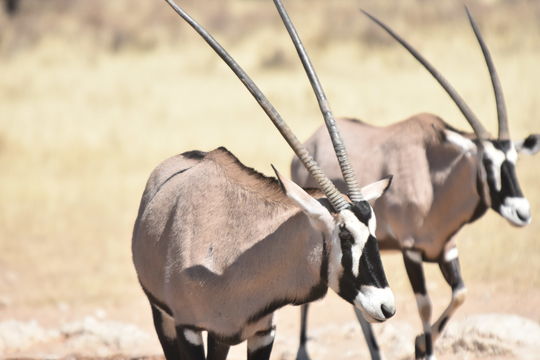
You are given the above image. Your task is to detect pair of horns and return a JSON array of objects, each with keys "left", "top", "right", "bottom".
[
  {"left": 164, "top": 0, "right": 363, "bottom": 211},
  {"left": 362, "top": 7, "right": 509, "bottom": 140}
]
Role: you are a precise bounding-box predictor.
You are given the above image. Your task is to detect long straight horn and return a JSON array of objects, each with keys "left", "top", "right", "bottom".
[
  {"left": 273, "top": 0, "right": 364, "bottom": 203},
  {"left": 163, "top": 0, "right": 349, "bottom": 211},
  {"left": 361, "top": 9, "right": 491, "bottom": 140},
  {"left": 465, "top": 6, "right": 509, "bottom": 140}
]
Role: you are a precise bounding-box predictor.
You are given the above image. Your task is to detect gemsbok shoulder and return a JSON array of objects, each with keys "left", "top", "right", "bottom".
[
  {"left": 291, "top": 7, "right": 539, "bottom": 360},
  {"left": 132, "top": 1, "right": 395, "bottom": 359}
]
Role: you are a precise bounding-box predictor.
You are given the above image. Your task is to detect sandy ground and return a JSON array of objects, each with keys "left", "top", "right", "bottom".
[
  {"left": 2, "top": 258, "right": 540, "bottom": 360},
  {"left": 1, "top": 1, "right": 540, "bottom": 360}
]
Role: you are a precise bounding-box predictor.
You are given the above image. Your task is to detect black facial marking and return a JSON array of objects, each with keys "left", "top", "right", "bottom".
[
  {"left": 469, "top": 169, "right": 489, "bottom": 223},
  {"left": 339, "top": 225, "right": 354, "bottom": 244},
  {"left": 337, "top": 225, "right": 357, "bottom": 303},
  {"left": 356, "top": 235, "right": 388, "bottom": 288},
  {"left": 500, "top": 161, "right": 524, "bottom": 198},
  {"left": 181, "top": 150, "right": 207, "bottom": 160},
  {"left": 492, "top": 139, "right": 512, "bottom": 152},
  {"left": 338, "top": 274, "right": 358, "bottom": 304},
  {"left": 483, "top": 140, "right": 524, "bottom": 212},
  {"left": 350, "top": 201, "right": 372, "bottom": 224}
]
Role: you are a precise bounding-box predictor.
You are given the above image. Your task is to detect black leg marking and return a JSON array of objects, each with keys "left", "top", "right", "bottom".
[
  {"left": 299, "top": 304, "right": 309, "bottom": 346},
  {"left": 403, "top": 250, "right": 427, "bottom": 295},
  {"left": 438, "top": 316, "right": 449, "bottom": 333},
  {"left": 177, "top": 326, "right": 205, "bottom": 360},
  {"left": 297, "top": 305, "right": 311, "bottom": 360},
  {"left": 425, "top": 331, "right": 433, "bottom": 356},
  {"left": 207, "top": 333, "right": 230, "bottom": 360},
  {"left": 439, "top": 255, "right": 465, "bottom": 291},
  {"left": 403, "top": 250, "right": 434, "bottom": 359},
  {"left": 248, "top": 327, "right": 276, "bottom": 360},
  {"left": 432, "top": 252, "right": 467, "bottom": 338},
  {"left": 354, "top": 306, "right": 381, "bottom": 360},
  {"left": 150, "top": 304, "right": 180, "bottom": 360}
]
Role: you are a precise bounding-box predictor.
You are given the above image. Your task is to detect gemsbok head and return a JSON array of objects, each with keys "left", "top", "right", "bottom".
[
  {"left": 291, "top": 6, "right": 539, "bottom": 360},
  {"left": 132, "top": 1, "right": 395, "bottom": 359}
]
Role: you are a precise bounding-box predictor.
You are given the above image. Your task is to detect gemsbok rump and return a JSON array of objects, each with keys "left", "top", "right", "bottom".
[
  {"left": 132, "top": 1, "right": 396, "bottom": 359},
  {"left": 292, "top": 7, "right": 540, "bottom": 360}
]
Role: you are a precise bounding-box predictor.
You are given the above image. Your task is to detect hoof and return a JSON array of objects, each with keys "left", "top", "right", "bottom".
[
  {"left": 414, "top": 334, "right": 426, "bottom": 360},
  {"left": 414, "top": 334, "right": 436, "bottom": 360}
]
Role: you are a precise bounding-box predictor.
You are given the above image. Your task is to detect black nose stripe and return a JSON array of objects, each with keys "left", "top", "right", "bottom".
[
  {"left": 500, "top": 161, "right": 524, "bottom": 198},
  {"left": 356, "top": 235, "right": 388, "bottom": 288}
]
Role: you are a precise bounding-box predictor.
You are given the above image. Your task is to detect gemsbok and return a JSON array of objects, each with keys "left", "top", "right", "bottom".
[
  {"left": 292, "top": 7, "right": 540, "bottom": 360},
  {"left": 132, "top": 1, "right": 396, "bottom": 359}
]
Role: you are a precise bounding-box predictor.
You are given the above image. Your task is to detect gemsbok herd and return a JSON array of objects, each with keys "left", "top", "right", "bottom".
[{"left": 131, "top": 1, "right": 539, "bottom": 360}]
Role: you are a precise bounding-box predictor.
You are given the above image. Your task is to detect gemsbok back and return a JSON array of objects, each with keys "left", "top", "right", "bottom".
[
  {"left": 292, "top": 7, "right": 540, "bottom": 360},
  {"left": 132, "top": 1, "right": 396, "bottom": 359}
]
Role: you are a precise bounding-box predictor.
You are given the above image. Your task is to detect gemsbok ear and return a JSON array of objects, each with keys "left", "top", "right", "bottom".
[
  {"left": 361, "top": 175, "right": 393, "bottom": 202},
  {"left": 515, "top": 134, "right": 540, "bottom": 155},
  {"left": 272, "top": 165, "right": 334, "bottom": 230},
  {"left": 443, "top": 129, "right": 477, "bottom": 153}
]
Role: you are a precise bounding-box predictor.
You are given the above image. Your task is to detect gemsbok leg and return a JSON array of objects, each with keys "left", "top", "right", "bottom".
[
  {"left": 402, "top": 249, "right": 433, "bottom": 360},
  {"left": 296, "top": 304, "right": 310, "bottom": 360},
  {"left": 176, "top": 327, "right": 205, "bottom": 360},
  {"left": 298, "top": 303, "right": 383, "bottom": 360},
  {"left": 430, "top": 242, "right": 467, "bottom": 346},
  {"left": 207, "top": 334, "right": 230, "bottom": 360},
  {"left": 353, "top": 307, "right": 382, "bottom": 360},
  {"left": 150, "top": 305, "right": 181, "bottom": 360},
  {"left": 247, "top": 326, "right": 276, "bottom": 360}
]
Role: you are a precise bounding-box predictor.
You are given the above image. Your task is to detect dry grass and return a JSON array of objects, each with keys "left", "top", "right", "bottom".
[{"left": 0, "top": 0, "right": 539, "bottom": 318}]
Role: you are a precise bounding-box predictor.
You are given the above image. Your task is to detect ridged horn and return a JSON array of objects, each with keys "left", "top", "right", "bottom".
[
  {"left": 361, "top": 9, "right": 491, "bottom": 140},
  {"left": 273, "top": 0, "right": 364, "bottom": 203},
  {"left": 465, "top": 6, "right": 509, "bottom": 140},
  {"left": 163, "top": 0, "right": 349, "bottom": 211}
]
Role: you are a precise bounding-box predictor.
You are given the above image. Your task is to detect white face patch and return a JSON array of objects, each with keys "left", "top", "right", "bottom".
[
  {"left": 183, "top": 329, "right": 203, "bottom": 346},
  {"left": 482, "top": 141, "right": 505, "bottom": 191},
  {"left": 368, "top": 214, "right": 377, "bottom": 237},
  {"left": 340, "top": 209, "right": 370, "bottom": 277},
  {"left": 500, "top": 196, "right": 531, "bottom": 226},
  {"left": 353, "top": 285, "right": 395, "bottom": 322},
  {"left": 247, "top": 328, "right": 276, "bottom": 353},
  {"left": 506, "top": 146, "right": 518, "bottom": 164}
]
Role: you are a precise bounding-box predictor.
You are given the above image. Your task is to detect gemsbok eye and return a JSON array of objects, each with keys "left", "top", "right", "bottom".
[{"left": 339, "top": 226, "right": 354, "bottom": 244}]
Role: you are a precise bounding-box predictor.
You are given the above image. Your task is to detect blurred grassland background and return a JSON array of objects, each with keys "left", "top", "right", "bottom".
[{"left": 0, "top": 0, "right": 539, "bottom": 317}]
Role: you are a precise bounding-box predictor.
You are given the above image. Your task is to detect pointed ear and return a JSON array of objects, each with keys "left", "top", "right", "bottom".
[
  {"left": 361, "top": 175, "right": 393, "bottom": 202},
  {"left": 443, "top": 129, "right": 477, "bottom": 153},
  {"left": 272, "top": 165, "right": 334, "bottom": 231},
  {"left": 515, "top": 134, "right": 540, "bottom": 155}
]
